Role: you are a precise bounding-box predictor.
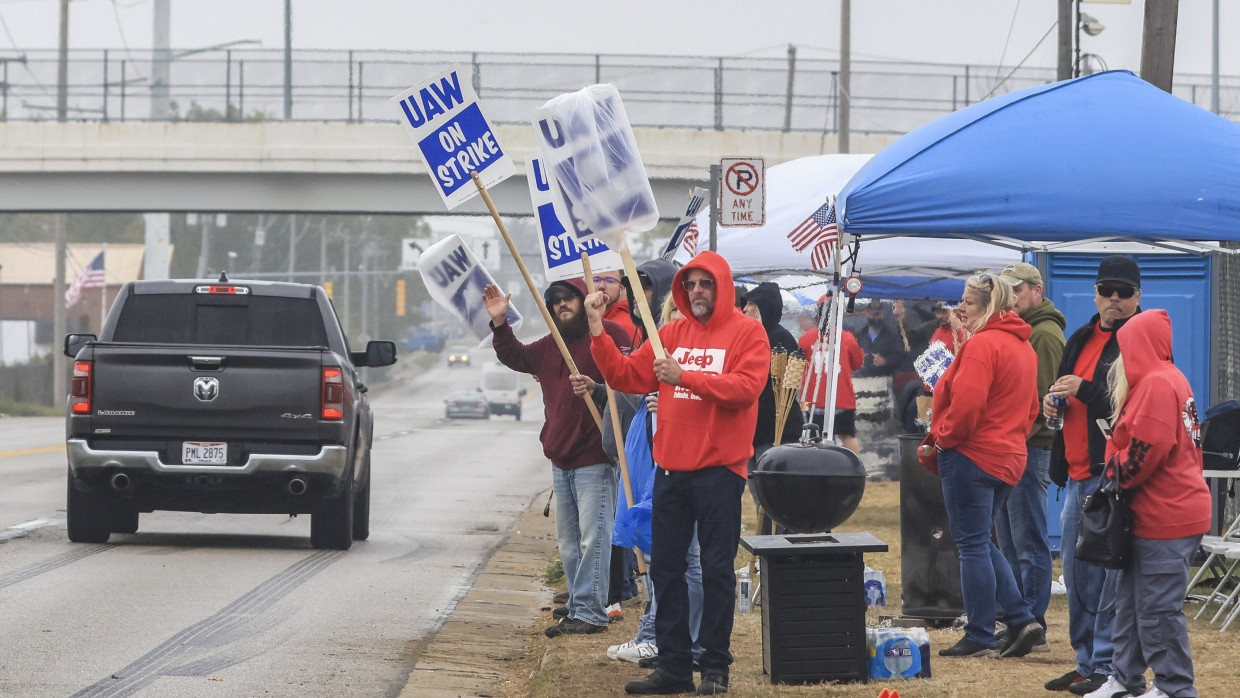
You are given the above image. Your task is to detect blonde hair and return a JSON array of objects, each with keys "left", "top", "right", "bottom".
[
  {"left": 660, "top": 292, "right": 680, "bottom": 325},
  {"left": 963, "top": 271, "right": 1015, "bottom": 331},
  {"left": 1107, "top": 355, "right": 1129, "bottom": 425}
]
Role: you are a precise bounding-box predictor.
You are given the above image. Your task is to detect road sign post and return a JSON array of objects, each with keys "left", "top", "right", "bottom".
[{"left": 719, "top": 157, "right": 766, "bottom": 227}]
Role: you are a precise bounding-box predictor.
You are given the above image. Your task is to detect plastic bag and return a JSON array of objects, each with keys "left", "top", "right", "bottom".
[{"left": 867, "top": 626, "right": 931, "bottom": 679}]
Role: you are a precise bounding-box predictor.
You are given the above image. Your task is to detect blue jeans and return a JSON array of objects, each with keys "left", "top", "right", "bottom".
[
  {"left": 636, "top": 535, "right": 704, "bottom": 663},
  {"left": 939, "top": 449, "right": 1035, "bottom": 647},
  {"left": 651, "top": 466, "right": 746, "bottom": 681},
  {"left": 1061, "top": 475, "right": 1116, "bottom": 677},
  {"left": 996, "top": 446, "right": 1052, "bottom": 622},
  {"left": 553, "top": 463, "right": 617, "bottom": 627}
]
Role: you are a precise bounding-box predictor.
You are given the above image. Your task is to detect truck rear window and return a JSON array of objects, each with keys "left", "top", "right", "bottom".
[{"left": 111, "top": 295, "right": 329, "bottom": 347}]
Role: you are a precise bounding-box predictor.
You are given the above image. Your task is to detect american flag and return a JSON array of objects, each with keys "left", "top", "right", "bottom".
[
  {"left": 65, "top": 251, "right": 105, "bottom": 308},
  {"left": 786, "top": 203, "right": 838, "bottom": 270},
  {"left": 680, "top": 220, "right": 700, "bottom": 256}
]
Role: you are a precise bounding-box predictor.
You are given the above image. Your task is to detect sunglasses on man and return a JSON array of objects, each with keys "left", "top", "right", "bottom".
[
  {"left": 1095, "top": 283, "right": 1137, "bottom": 299},
  {"left": 546, "top": 292, "right": 577, "bottom": 306},
  {"left": 682, "top": 278, "right": 715, "bottom": 291}
]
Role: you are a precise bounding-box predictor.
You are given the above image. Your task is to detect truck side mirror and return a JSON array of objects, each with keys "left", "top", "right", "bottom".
[
  {"left": 64, "top": 333, "right": 97, "bottom": 358},
  {"left": 365, "top": 340, "right": 397, "bottom": 367}
]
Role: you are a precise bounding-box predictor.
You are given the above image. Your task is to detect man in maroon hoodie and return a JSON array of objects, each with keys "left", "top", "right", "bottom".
[
  {"left": 483, "top": 278, "right": 631, "bottom": 638},
  {"left": 585, "top": 251, "right": 769, "bottom": 696}
]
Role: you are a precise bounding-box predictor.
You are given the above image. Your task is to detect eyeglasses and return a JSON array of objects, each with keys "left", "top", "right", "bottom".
[
  {"left": 593, "top": 276, "right": 620, "bottom": 285},
  {"left": 1096, "top": 283, "right": 1137, "bottom": 299},
  {"left": 682, "top": 278, "right": 715, "bottom": 291}
]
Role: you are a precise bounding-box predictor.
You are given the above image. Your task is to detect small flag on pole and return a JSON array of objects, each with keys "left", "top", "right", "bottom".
[
  {"left": 65, "top": 251, "right": 105, "bottom": 308},
  {"left": 786, "top": 203, "right": 838, "bottom": 270},
  {"left": 680, "top": 220, "right": 700, "bottom": 257}
]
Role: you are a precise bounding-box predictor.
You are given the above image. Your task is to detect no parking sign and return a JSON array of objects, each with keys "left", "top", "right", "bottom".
[
  {"left": 392, "top": 66, "right": 516, "bottom": 209},
  {"left": 719, "top": 157, "right": 765, "bottom": 227}
]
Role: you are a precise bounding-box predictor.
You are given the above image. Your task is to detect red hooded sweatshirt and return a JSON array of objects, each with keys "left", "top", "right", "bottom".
[
  {"left": 798, "top": 327, "right": 864, "bottom": 409},
  {"left": 590, "top": 251, "right": 769, "bottom": 479},
  {"left": 1106, "top": 310, "right": 1211, "bottom": 540},
  {"left": 930, "top": 310, "right": 1039, "bottom": 486}
]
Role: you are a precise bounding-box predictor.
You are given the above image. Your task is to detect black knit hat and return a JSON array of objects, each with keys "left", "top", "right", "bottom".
[{"left": 1095, "top": 255, "right": 1141, "bottom": 289}]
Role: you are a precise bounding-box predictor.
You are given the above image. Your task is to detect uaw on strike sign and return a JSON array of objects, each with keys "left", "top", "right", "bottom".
[{"left": 392, "top": 66, "right": 515, "bottom": 209}]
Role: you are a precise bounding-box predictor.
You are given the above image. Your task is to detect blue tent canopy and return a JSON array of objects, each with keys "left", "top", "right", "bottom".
[{"left": 838, "top": 71, "right": 1240, "bottom": 245}]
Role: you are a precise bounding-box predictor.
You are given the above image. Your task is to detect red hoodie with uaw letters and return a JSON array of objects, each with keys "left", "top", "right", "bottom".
[
  {"left": 930, "top": 310, "right": 1039, "bottom": 486},
  {"left": 591, "top": 251, "right": 769, "bottom": 479},
  {"left": 1106, "top": 310, "right": 1211, "bottom": 540}
]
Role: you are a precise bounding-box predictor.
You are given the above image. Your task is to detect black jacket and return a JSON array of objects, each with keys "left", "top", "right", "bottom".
[
  {"left": 853, "top": 323, "right": 907, "bottom": 378},
  {"left": 1048, "top": 311, "right": 1137, "bottom": 487},
  {"left": 744, "top": 282, "right": 804, "bottom": 446}
]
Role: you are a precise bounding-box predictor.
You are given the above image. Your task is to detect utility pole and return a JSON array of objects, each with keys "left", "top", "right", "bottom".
[
  {"left": 283, "top": 0, "right": 293, "bottom": 120},
  {"left": 837, "top": 0, "right": 850, "bottom": 154},
  {"left": 1140, "top": 0, "right": 1179, "bottom": 93},
  {"left": 52, "top": 216, "right": 67, "bottom": 406},
  {"left": 151, "top": 0, "right": 171, "bottom": 119},
  {"left": 56, "top": 0, "right": 68, "bottom": 121},
  {"left": 195, "top": 215, "right": 212, "bottom": 278},
  {"left": 1211, "top": 0, "right": 1220, "bottom": 114},
  {"left": 1057, "top": 0, "right": 1073, "bottom": 81}
]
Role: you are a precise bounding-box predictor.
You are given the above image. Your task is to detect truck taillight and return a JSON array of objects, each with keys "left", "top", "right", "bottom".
[
  {"left": 70, "top": 361, "right": 92, "bottom": 415},
  {"left": 321, "top": 367, "right": 344, "bottom": 420}
]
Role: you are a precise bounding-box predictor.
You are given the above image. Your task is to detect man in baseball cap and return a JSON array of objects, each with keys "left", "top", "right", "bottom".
[{"left": 996, "top": 261, "right": 1066, "bottom": 655}]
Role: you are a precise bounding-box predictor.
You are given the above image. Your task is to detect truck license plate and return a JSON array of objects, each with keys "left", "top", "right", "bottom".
[{"left": 183, "top": 441, "right": 227, "bottom": 465}]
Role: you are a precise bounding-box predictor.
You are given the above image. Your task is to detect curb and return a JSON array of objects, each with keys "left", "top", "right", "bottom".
[{"left": 399, "top": 490, "right": 558, "bottom": 697}]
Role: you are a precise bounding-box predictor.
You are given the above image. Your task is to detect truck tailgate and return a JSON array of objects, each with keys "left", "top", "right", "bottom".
[{"left": 89, "top": 345, "right": 329, "bottom": 442}]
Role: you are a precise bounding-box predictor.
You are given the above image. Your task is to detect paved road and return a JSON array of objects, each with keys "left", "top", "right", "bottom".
[{"left": 0, "top": 350, "right": 549, "bottom": 697}]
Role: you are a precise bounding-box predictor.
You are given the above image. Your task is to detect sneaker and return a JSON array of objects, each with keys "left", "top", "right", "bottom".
[
  {"left": 607, "top": 602, "right": 624, "bottom": 622},
  {"left": 552, "top": 606, "right": 569, "bottom": 620},
  {"left": 697, "top": 671, "right": 728, "bottom": 695},
  {"left": 1045, "top": 669, "right": 1087, "bottom": 691},
  {"left": 553, "top": 590, "right": 569, "bottom": 604},
  {"left": 624, "top": 669, "right": 696, "bottom": 695},
  {"left": 937, "top": 636, "right": 998, "bottom": 658},
  {"left": 608, "top": 640, "right": 637, "bottom": 660},
  {"left": 616, "top": 641, "right": 658, "bottom": 664},
  {"left": 997, "top": 627, "right": 1050, "bottom": 654},
  {"left": 1069, "top": 673, "right": 1112, "bottom": 696},
  {"left": 999, "top": 621, "right": 1046, "bottom": 658},
  {"left": 544, "top": 617, "right": 607, "bottom": 638},
  {"left": 1081, "top": 676, "right": 1131, "bottom": 698}
]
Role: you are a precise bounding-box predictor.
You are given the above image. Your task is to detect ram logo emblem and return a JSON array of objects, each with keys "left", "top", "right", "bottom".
[{"left": 193, "top": 376, "right": 220, "bottom": 402}]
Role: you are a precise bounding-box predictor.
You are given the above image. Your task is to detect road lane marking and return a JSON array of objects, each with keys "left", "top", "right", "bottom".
[
  {"left": 0, "top": 444, "right": 65, "bottom": 459},
  {"left": 0, "top": 517, "right": 66, "bottom": 543}
]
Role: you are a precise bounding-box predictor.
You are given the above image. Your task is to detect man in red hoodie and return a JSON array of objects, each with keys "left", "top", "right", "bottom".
[
  {"left": 1099, "top": 309, "right": 1210, "bottom": 698},
  {"left": 585, "top": 251, "right": 769, "bottom": 696},
  {"left": 484, "top": 278, "right": 631, "bottom": 639},
  {"left": 595, "top": 267, "right": 639, "bottom": 341}
]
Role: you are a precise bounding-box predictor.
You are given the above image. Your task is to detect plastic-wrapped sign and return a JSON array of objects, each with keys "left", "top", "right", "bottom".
[
  {"left": 392, "top": 66, "right": 515, "bottom": 210},
  {"left": 527, "top": 158, "right": 621, "bottom": 282},
  {"left": 533, "top": 84, "right": 659, "bottom": 252},
  {"left": 416, "top": 234, "right": 521, "bottom": 341}
]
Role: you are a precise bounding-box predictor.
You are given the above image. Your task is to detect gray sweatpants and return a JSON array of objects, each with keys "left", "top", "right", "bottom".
[{"left": 1112, "top": 535, "right": 1202, "bottom": 698}]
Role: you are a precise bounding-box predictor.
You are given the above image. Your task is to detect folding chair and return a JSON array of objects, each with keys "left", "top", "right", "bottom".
[
  {"left": 1216, "top": 545, "right": 1240, "bottom": 630},
  {"left": 1196, "top": 540, "right": 1240, "bottom": 622},
  {"left": 1187, "top": 507, "right": 1240, "bottom": 597}
]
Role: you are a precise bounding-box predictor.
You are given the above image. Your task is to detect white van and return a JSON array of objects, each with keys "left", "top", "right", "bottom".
[{"left": 479, "top": 362, "right": 526, "bottom": 420}]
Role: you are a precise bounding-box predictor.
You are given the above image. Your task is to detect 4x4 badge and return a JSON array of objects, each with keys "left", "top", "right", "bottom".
[{"left": 193, "top": 376, "right": 220, "bottom": 401}]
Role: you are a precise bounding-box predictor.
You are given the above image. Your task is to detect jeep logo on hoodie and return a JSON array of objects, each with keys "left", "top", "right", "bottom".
[{"left": 672, "top": 347, "right": 725, "bottom": 400}]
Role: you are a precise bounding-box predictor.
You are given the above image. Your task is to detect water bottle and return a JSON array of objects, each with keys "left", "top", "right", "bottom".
[
  {"left": 1046, "top": 394, "right": 1068, "bottom": 431},
  {"left": 737, "top": 569, "right": 752, "bottom": 613}
]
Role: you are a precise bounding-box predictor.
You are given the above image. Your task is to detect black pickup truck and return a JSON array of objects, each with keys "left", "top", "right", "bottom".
[{"left": 62, "top": 277, "right": 396, "bottom": 550}]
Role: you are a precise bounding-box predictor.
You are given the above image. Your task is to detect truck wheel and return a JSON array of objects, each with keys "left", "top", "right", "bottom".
[
  {"left": 311, "top": 469, "right": 354, "bottom": 550},
  {"left": 110, "top": 506, "right": 140, "bottom": 534},
  {"left": 66, "top": 473, "right": 111, "bottom": 544},
  {"left": 352, "top": 451, "right": 371, "bottom": 541}
]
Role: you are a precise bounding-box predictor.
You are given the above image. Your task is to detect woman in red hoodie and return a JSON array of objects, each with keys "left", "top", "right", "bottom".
[
  {"left": 1090, "top": 310, "right": 1209, "bottom": 698},
  {"left": 927, "top": 272, "right": 1044, "bottom": 659}
]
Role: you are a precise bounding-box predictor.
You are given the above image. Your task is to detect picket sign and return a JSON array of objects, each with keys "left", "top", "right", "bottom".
[
  {"left": 527, "top": 158, "right": 622, "bottom": 282},
  {"left": 534, "top": 84, "right": 665, "bottom": 359},
  {"left": 471, "top": 172, "right": 603, "bottom": 428},
  {"left": 415, "top": 234, "right": 521, "bottom": 342}
]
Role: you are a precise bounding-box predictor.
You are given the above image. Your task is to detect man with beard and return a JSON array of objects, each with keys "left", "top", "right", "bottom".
[
  {"left": 585, "top": 252, "right": 768, "bottom": 696},
  {"left": 853, "top": 300, "right": 906, "bottom": 378},
  {"left": 483, "top": 278, "right": 631, "bottom": 637}
]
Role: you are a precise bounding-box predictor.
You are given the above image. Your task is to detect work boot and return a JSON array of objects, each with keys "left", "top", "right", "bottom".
[
  {"left": 624, "top": 669, "right": 696, "bottom": 695},
  {"left": 696, "top": 670, "right": 728, "bottom": 695}
]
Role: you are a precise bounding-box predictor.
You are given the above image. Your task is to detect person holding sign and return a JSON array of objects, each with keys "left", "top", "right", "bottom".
[
  {"left": 484, "top": 277, "right": 631, "bottom": 637},
  {"left": 585, "top": 252, "right": 768, "bottom": 696}
]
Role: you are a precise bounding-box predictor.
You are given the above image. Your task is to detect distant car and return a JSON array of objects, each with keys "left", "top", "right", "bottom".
[
  {"left": 404, "top": 328, "right": 446, "bottom": 353},
  {"left": 446, "top": 347, "right": 472, "bottom": 367},
  {"left": 479, "top": 362, "right": 526, "bottom": 420},
  {"left": 444, "top": 391, "right": 489, "bottom": 420}
]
